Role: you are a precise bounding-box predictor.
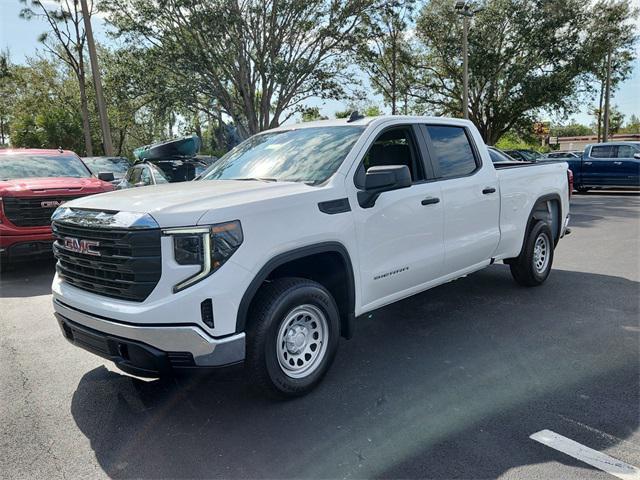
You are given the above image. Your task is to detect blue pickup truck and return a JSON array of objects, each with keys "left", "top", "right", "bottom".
[{"left": 559, "top": 142, "right": 640, "bottom": 193}]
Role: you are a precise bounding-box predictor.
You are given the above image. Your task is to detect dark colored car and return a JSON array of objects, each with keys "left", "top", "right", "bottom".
[
  {"left": 566, "top": 142, "right": 640, "bottom": 193},
  {"left": 503, "top": 149, "right": 543, "bottom": 162},
  {"left": 487, "top": 146, "right": 519, "bottom": 164},
  {"left": 0, "top": 149, "right": 114, "bottom": 261},
  {"left": 117, "top": 158, "right": 209, "bottom": 189},
  {"left": 82, "top": 156, "right": 131, "bottom": 186},
  {"left": 117, "top": 161, "right": 170, "bottom": 189},
  {"left": 543, "top": 151, "right": 582, "bottom": 160}
]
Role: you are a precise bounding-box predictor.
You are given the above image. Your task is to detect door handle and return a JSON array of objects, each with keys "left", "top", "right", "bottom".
[
  {"left": 614, "top": 161, "right": 623, "bottom": 165},
  {"left": 584, "top": 161, "right": 592, "bottom": 165},
  {"left": 421, "top": 197, "right": 440, "bottom": 206},
  {"left": 482, "top": 187, "right": 496, "bottom": 194}
]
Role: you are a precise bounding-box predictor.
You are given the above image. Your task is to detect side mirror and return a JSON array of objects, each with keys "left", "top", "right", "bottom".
[
  {"left": 98, "top": 172, "right": 115, "bottom": 182},
  {"left": 633, "top": 152, "right": 640, "bottom": 160},
  {"left": 358, "top": 165, "right": 412, "bottom": 208}
]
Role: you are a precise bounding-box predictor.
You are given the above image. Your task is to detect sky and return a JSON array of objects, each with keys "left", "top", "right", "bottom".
[{"left": 1, "top": 0, "right": 638, "bottom": 127}]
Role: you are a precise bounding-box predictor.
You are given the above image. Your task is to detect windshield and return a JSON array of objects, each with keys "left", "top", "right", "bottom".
[
  {"left": 83, "top": 157, "right": 130, "bottom": 175},
  {"left": 0, "top": 154, "right": 92, "bottom": 181},
  {"left": 200, "top": 126, "right": 365, "bottom": 184}
]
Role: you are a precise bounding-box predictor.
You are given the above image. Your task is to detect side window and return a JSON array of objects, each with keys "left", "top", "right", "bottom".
[
  {"left": 616, "top": 145, "right": 637, "bottom": 159},
  {"left": 140, "top": 166, "right": 153, "bottom": 185},
  {"left": 150, "top": 164, "right": 169, "bottom": 184},
  {"left": 355, "top": 126, "right": 424, "bottom": 188},
  {"left": 426, "top": 126, "right": 478, "bottom": 178},
  {"left": 129, "top": 167, "right": 142, "bottom": 185},
  {"left": 590, "top": 145, "right": 616, "bottom": 158}
]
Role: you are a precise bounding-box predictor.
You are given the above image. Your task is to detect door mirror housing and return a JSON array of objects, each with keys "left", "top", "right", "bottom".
[
  {"left": 358, "top": 165, "right": 412, "bottom": 208},
  {"left": 633, "top": 152, "right": 640, "bottom": 160},
  {"left": 97, "top": 171, "right": 115, "bottom": 182}
]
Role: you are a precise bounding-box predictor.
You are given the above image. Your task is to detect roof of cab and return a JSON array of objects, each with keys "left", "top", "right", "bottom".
[
  {"left": 267, "top": 115, "right": 472, "bottom": 132},
  {"left": 0, "top": 148, "right": 77, "bottom": 156}
]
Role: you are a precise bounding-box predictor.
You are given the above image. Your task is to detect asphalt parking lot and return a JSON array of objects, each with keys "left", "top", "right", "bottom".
[{"left": 1, "top": 193, "right": 639, "bottom": 480}]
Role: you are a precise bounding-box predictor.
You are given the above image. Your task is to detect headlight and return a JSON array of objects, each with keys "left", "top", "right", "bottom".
[{"left": 163, "top": 220, "right": 243, "bottom": 293}]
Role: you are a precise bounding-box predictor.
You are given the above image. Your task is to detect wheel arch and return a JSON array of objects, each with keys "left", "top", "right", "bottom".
[
  {"left": 511, "top": 193, "right": 563, "bottom": 260},
  {"left": 236, "top": 242, "right": 356, "bottom": 339}
]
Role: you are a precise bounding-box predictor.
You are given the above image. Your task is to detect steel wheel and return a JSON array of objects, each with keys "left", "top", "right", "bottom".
[
  {"left": 533, "top": 232, "right": 550, "bottom": 274},
  {"left": 276, "top": 304, "right": 328, "bottom": 379}
]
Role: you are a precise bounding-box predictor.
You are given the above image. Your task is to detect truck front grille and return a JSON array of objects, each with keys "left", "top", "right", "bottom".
[
  {"left": 52, "top": 221, "right": 162, "bottom": 302},
  {"left": 3, "top": 196, "right": 81, "bottom": 227}
]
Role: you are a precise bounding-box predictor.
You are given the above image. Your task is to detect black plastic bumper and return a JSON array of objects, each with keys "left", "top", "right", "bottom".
[
  {"left": 1, "top": 240, "right": 54, "bottom": 259},
  {"left": 56, "top": 313, "right": 196, "bottom": 377}
]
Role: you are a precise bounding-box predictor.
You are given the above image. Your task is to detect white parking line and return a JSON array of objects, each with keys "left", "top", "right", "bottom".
[{"left": 530, "top": 429, "right": 640, "bottom": 480}]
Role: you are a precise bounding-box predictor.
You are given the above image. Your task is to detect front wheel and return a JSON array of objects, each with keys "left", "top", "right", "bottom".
[
  {"left": 509, "top": 221, "right": 554, "bottom": 287},
  {"left": 246, "top": 277, "right": 340, "bottom": 398}
]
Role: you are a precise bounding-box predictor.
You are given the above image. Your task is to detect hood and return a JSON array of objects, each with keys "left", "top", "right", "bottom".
[
  {"left": 63, "top": 180, "right": 315, "bottom": 227},
  {"left": 0, "top": 176, "right": 113, "bottom": 196}
]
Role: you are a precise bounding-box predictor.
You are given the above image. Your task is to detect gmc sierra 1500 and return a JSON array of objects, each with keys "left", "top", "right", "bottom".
[{"left": 51, "top": 116, "right": 571, "bottom": 397}]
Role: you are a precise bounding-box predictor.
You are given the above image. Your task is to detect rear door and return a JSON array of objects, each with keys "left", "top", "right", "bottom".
[
  {"left": 614, "top": 144, "right": 640, "bottom": 186},
  {"left": 422, "top": 124, "right": 500, "bottom": 275}
]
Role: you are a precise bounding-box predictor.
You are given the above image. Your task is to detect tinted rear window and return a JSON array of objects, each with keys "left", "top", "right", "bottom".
[
  {"left": 0, "top": 154, "right": 91, "bottom": 180},
  {"left": 426, "top": 126, "right": 478, "bottom": 178}
]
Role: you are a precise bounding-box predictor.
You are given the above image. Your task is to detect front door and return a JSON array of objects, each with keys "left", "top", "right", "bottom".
[{"left": 351, "top": 125, "right": 445, "bottom": 310}]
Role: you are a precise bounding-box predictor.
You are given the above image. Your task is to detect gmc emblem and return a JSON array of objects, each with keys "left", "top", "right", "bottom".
[
  {"left": 42, "top": 200, "right": 64, "bottom": 208},
  {"left": 63, "top": 237, "right": 100, "bottom": 256}
]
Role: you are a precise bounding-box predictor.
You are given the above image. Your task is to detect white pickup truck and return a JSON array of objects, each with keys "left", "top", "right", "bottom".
[{"left": 51, "top": 115, "right": 571, "bottom": 397}]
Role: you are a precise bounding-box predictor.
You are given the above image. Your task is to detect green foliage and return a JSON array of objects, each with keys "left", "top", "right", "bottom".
[
  {"left": 495, "top": 132, "right": 549, "bottom": 152},
  {"left": 335, "top": 103, "right": 383, "bottom": 118},
  {"left": 102, "top": 0, "right": 376, "bottom": 137},
  {"left": 551, "top": 123, "right": 594, "bottom": 138},
  {"left": 12, "top": 107, "right": 83, "bottom": 149},
  {"left": 355, "top": 0, "right": 415, "bottom": 114},
  {"left": 411, "top": 0, "right": 637, "bottom": 144},
  {"left": 301, "top": 107, "right": 329, "bottom": 122},
  {"left": 620, "top": 114, "right": 640, "bottom": 134}
]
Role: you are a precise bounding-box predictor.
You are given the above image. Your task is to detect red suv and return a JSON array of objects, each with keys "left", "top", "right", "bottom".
[{"left": 0, "top": 149, "right": 114, "bottom": 261}]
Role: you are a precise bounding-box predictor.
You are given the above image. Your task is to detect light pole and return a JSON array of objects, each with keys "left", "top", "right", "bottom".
[{"left": 454, "top": 1, "right": 482, "bottom": 120}]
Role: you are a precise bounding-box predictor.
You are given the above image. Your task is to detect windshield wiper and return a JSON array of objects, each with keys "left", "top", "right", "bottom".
[{"left": 229, "top": 177, "right": 278, "bottom": 182}]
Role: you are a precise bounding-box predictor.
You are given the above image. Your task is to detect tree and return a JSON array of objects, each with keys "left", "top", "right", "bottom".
[
  {"left": 8, "top": 57, "right": 90, "bottom": 151},
  {"left": 0, "top": 51, "right": 16, "bottom": 146},
  {"left": 19, "top": 0, "right": 97, "bottom": 155},
  {"left": 586, "top": 1, "right": 638, "bottom": 142},
  {"left": 335, "top": 103, "right": 383, "bottom": 118},
  {"left": 301, "top": 107, "right": 328, "bottom": 122},
  {"left": 103, "top": 0, "right": 375, "bottom": 138},
  {"left": 551, "top": 123, "right": 593, "bottom": 138},
  {"left": 621, "top": 114, "right": 640, "bottom": 134},
  {"left": 591, "top": 106, "right": 624, "bottom": 137},
  {"left": 355, "top": 0, "right": 415, "bottom": 114},
  {"left": 411, "top": 0, "right": 598, "bottom": 145}
]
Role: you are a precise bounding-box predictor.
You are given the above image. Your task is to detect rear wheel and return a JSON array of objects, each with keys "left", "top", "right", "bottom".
[
  {"left": 246, "top": 277, "right": 340, "bottom": 398},
  {"left": 509, "top": 221, "right": 554, "bottom": 287}
]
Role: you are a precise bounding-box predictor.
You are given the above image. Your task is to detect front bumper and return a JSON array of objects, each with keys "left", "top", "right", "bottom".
[
  {"left": 0, "top": 230, "right": 54, "bottom": 258},
  {"left": 54, "top": 299, "right": 245, "bottom": 377}
]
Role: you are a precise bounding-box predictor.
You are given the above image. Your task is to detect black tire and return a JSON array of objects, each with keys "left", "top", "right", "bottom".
[
  {"left": 509, "top": 221, "right": 554, "bottom": 287},
  {"left": 246, "top": 277, "right": 340, "bottom": 398},
  {"left": 576, "top": 187, "right": 590, "bottom": 193}
]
